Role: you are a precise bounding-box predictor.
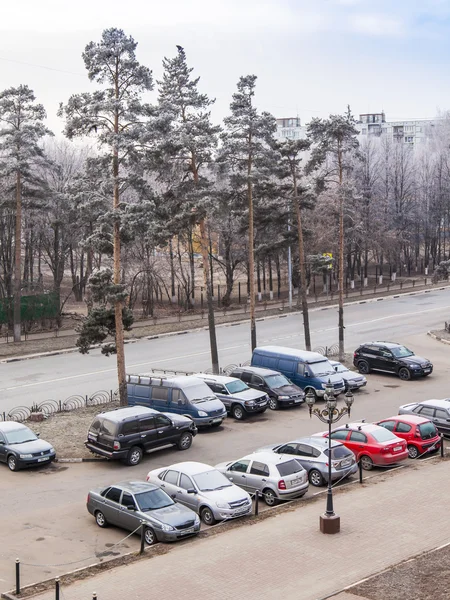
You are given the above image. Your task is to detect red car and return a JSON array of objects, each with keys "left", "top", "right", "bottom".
[
  {"left": 376, "top": 415, "right": 441, "bottom": 459},
  {"left": 318, "top": 422, "right": 408, "bottom": 470}
]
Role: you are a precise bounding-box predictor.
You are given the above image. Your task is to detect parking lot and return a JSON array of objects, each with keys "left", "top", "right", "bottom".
[{"left": 1, "top": 333, "right": 449, "bottom": 591}]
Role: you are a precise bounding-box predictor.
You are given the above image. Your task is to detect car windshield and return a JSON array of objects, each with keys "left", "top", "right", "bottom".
[
  {"left": 4, "top": 427, "right": 37, "bottom": 444},
  {"left": 276, "top": 459, "right": 304, "bottom": 476},
  {"left": 370, "top": 428, "right": 398, "bottom": 443},
  {"left": 419, "top": 422, "right": 438, "bottom": 440},
  {"left": 265, "top": 374, "right": 291, "bottom": 388},
  {"left": 192, "top": 469, "right": 232, "bottom": 491},
  {"left": 332, "top": 364, "right": 348, "bottom": 374},
  {"left": 308, "top": 360, "right": 335, "bottom": 377},
  {"left": 324, "top": 446, "right": 353, "bottom": 459},
  {"left": 391, "top": 346, "right": 414, "bottom": 358},
  {"left": 135, "top": 489, "right": 173, "bottom": 511},
  {"left": 184, "top": 384, "right": 216, "bottom": 404},
  {"left": 226, "top": 380, "right": 249, "bottom": 394}
]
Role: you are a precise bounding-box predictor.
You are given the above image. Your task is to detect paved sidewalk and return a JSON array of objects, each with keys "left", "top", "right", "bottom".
[{"left": 25, "top": 459, "right": 450, "bottom": 600}]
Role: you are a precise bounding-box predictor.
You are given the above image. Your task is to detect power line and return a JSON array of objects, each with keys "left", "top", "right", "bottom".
[{"left": 0, "top": 56, "right": 85, "bottom": 77}]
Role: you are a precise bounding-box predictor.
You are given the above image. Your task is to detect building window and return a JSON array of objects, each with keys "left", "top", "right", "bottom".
[
  {"left": 405, "top": 136, "right": 414, "bottom": 143},
  {"left": 361, "top": 128, "right": 367, "bottom": 134}
]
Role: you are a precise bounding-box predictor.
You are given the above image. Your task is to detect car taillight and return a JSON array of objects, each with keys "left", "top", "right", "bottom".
[
  {"left": 113, "top": 441, "right": 121, "bottom": 450},
  {"left": 146, "top": 475, "right": 150, "bottom": 481},
  {"left": 381, "top": 446, "right": 390, "bottom": 453},
  {"left": 278, "top": 479, "right": 286, "bottom": 490}
]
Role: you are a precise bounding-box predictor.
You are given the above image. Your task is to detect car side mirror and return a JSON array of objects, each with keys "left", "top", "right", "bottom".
[
  {"left": 170, "top": 494, "right": 177, "bottom": 500},
  {"left": 187, "top": 488, "right": 196, "bottom": 494},
  {"left": 304, "top": 372, "right": 309, "bottom": 377},
  {"left": 127, "top": 505, "right": 136, "bottom": 511},
  {"left": 334, "top": 366, "right": 338, "bottom": 372},
  {"left": 0, "top": 440, "right": 4, "bottom": 445},
  {"left": 36, "top": 432, "right": 40, "bottom": 438}
]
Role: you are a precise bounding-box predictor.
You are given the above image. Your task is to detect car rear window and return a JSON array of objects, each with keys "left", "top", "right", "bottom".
[
  {"left": 276, "top": 459, "right": 303, "bottom": 476},
  {"left": 89, "top": 417, "right": 117, "bottom": 436},
  {"left": 370, "top": 428, "right": 398, "bottom": 443},
  {"left": 419, "top": 422, "right": 438, "bottom": 439},
  {"left": 324, "top": 446, "right": 353, "bottom": 459}
]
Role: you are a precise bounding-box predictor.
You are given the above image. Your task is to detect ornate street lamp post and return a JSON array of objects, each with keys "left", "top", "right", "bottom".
[{"left": 305, "top": 382, "right": 354, "bottom": 534}]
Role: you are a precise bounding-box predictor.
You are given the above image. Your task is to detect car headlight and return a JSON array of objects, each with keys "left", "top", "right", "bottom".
[
  {"left": 322, "top": 383, "right": 327, "bottom": 389},
  {"left": 49, "top": 447, "right": 55, "bottom": 453},
  {"left": 216, "top": 501, "right": 228, "bottom": 509},
  {"left": 194, "top": 515, "right": 201, "bottom": 525},
  {"left": 19, "top": 453, "right": 33, "bottom": 459},
  {"left": 409, "top": 363, "right": 420, "bottom": 368},
  {"left": 198, "top": 410, "right": 208, "bottom": 417},
  {"left": 244, "top": 400, "right": 255, "bottom": 406},
  {"left": 278, "top": 395, "right": 289, "bottom": 400},
  {"left": 160, "top": 523, "right": 175, "bottom": 532}
]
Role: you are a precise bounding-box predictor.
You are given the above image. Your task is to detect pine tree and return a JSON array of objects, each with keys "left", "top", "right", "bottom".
[
  {"left": 0, "top": 85, "right": 52, "bottom": 341},
  {"left": 277, "top": 138, "right": 313, "bottom": 350},
  {"left": 220, "top": 75, "right": 276, "bottom": 350},
  {"left": 155, "top": 46, "right": 221, "bottom": 372},
  {"left": 58, "top": 28, "right": 153, "bottom": 405},
  {"left": 307, "top": 107, "right": 359, "bottom": 361}
]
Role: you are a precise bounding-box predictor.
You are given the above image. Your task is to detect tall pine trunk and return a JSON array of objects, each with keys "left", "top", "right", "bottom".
[
  {"left": 248, "top": 148, "right": 256, "bottom": 350},
  {"left": 114, "top": 66, "right": 127, "bottom": 406},
  {"left": 13, "top": 171, "right": 22, "bottom": 342},
  {"left": 338, "top": 145, "right": 345, "bottom": 362}
]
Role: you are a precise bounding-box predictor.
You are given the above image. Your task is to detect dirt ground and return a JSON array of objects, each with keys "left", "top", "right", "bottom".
[{"left": 348, "top": 544, "right": 450, "bottom": 600}]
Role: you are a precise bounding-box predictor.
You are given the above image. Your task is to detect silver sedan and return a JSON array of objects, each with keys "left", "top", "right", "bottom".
[{"left": 87, "top": 481, "right": 200, "bottom": 545}]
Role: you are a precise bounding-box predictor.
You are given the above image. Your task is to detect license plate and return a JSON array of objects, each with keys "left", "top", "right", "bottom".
[
  {"left": 234, "top": 507, "right": 249, "bottom": 516},
  {"left": 424, "top": 369, "right": 431, "bottom": 373},
  {"left": 37, "top": 457, "right": 49, "bottom": 462},
  {"left": 180, "top": 527, "right": 194, "bottom": 535},
  {"left": 393, "top": 446, "right": 402, "bottom": 452},
  {"left": 290, "top": 478, "right": 301, "bottom": 486},
  {"left": 341, "top": 459, "right": 351, "bottom": 467},
  {"left": 294, "top": 398, "right": 302, "bottom": 403},
  {"left": 212, "top": 418, "right": 222, "bottom": 424}
]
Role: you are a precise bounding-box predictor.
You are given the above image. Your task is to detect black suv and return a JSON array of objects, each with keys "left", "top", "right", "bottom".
[
  {"left": 229, "top": 366, "right": 305, "bottom": 410},
  {"left": 353, "top": 342, "right": 433, "bottom": 381},
  {"left": 85, "top": 406, "right": 197, "bottom": 466}
]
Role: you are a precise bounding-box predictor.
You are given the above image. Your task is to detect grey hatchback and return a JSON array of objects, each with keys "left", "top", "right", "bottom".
[
  {"left": 87, "top": 481, "right": 200, "bottom": 545},
  {"left": 257, "top": 437, "right": 357, "bottom": 487}
]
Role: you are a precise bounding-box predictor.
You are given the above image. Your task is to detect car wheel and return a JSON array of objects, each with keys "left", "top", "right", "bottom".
[
  {"left": 357, "top": 360, "right": 370, "bottom": 375},
  {"left": 95, "top": 510, "right": 108, "bottom": 528},
  {"left": 126, "top": 446, "right": 143, "bottom": 466},
  {"left": 177, "top": 432, "right": 193, "bottom": 451},
  {"left": 144, "top": 527, "right": 157, "bottom": 546},
  {"left": 200, "top": 506, "right": 216, "bottom": 525},
  {"left": 360, "top": 455, "right": 373, "bottom": 471},
  {"left": 268, "top": 397, "right": 279, "bottom": 410},
  {"left": 7, "top": 455, "right": 19, "bottom": 472},
  {"left": 309, "top": 469, "right": 324, "bottom": 487},
  {"left": 398, "top": 368, "right": 411, "bottom": 381},
  {"left": 407, "top": 444, "right": 420, "bottom": 459},
  {"left": 263, "top": 488, "right": 278, "bottom": 506},
  {"left": 231, "top": 404, "right": 245, "bottom": 420}
]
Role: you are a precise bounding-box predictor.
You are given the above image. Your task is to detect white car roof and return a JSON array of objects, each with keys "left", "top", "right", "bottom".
[
  {"left": 241, "top": 452, "right": 301, "bottom": 465},
  {"left": 158, "top": 461, "right": 215, "bottom": 475},
  {"left": 194, "top": 373, "right": 239, "bottom": 385},
  {"left": 418, "top": 399, "right": 450, "bottom": 409},
  {"left": 0, "top": 421, "right": 28, "bottom": 432}
]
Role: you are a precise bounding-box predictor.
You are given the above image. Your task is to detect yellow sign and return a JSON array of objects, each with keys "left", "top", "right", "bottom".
[{"left": 322, "top": 253, "right": 333, "bottom": 269}]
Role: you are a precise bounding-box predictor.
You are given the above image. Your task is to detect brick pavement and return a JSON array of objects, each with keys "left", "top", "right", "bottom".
[{"left": 23, "top": 459, "right": 450, "bottom": 600}]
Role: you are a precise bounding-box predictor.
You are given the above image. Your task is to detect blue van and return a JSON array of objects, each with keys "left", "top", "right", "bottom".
[
  {"left": 126, "top": 374, "right": 227, "bottom": 427},
  {"left": 251, "top": 346, "right": 345, "bottom": 399}
]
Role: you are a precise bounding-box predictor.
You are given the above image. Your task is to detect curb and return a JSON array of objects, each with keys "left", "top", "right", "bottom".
[
  {"left": 1, "top": 286, "right": 449, "bottom": 365},
  {"left": 427, "top": 331, "right": 450, "bottom": 345},
  {"left": 55, "top": 457, "right": 106, "bottom": 463}
]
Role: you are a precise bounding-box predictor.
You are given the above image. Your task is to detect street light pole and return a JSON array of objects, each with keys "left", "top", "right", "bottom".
[
  {"left": 287, "top": 217, "right": 292, "bottom": 309},
  {"left": 305, "top": 383, "right": 354, "bottom": 534}
]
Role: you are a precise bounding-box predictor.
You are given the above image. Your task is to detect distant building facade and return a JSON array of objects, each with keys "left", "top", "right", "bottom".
[{"left": 275, "top": 112, "right": 436, "bottom": 146}]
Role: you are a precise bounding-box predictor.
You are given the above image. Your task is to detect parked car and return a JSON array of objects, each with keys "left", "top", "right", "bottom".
[
  {"left": 85, "top": 406, "right": 198, "bottom": 466},
  {"left": 229, "top": 366, "right": 305, "bottom": 410},
  {"left": 215, "top": 452, "right": 308, "bottom": 505},
  {"left": 316, "top": 422, "right": 408, "bottom": 470},
  {"left": 194, "top": 373, "right": 268, "bottom": 420},
  {"left": 86, "top": 481, "right": 200, "bottom": 545},
  {"left": 256, "top": 436, "right": 357, "bottom": 486},
  {"left": 251, "top": 346, "right": 345, "bottom": 399},
  {"left": 146, "top": 461, "right": 252, "bottom": 525},
  {"left": 0, "top": 421, "right": 56, "bottom": 472},
  {"left": 353, "top": 342, "right": 433, "bottom": 380},
  {"left": 127, "top": 374, "right": 227, "bottom": 427},
  {"left": 398, "top": 399, "right": 450, "bottom": 436},
  {"left": 376, "top": 415, "right": 441, "bottom": 459},
  {"left": 329, "top": 361, "right": 367, "bottom": 391}
]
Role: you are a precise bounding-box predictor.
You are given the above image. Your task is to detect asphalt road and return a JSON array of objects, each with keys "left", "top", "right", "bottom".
[
  {"left": 1, "top": 289, "right": 450, "bottom": 590},
  {"left": 1, "top": 288, "right": 450, "bottom": 414}
]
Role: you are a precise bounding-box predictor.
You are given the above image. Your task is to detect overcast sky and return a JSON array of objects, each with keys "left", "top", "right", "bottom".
[{"left": 1, "top": 0, "right": 449, "bottom": 134}]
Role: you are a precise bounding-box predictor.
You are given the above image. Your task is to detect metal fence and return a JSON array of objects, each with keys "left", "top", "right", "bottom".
[{"left": 0, "top": 389, "right": 119, "bottom": 423}]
